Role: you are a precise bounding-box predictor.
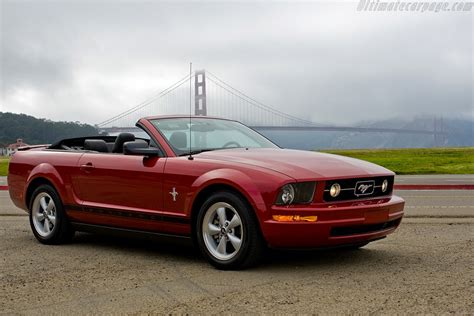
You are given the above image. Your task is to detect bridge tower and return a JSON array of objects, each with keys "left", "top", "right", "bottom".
[{"left": 194, "top": 70, "right": 207, "bottom": 116}]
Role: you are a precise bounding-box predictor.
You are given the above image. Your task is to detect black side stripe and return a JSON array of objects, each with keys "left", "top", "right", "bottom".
[{"left": 64, "top": 204, "right": 190, "bottom": 224}]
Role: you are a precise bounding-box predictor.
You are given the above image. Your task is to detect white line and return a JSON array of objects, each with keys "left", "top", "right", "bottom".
[
  {"left": 446, "top": 180, "right": 474, "bottom": 183},
  {"left": 403, "top": 195, "right": 474, "bottom": 198},
  {"left": 395, "top": 190, "right": 474, "bottom": 192},
  {"left": 406, "top": 206, "right": 473, "bottom": 209},
  {"left": 402, "top": 196, "right": 474, "bottom": 198}
]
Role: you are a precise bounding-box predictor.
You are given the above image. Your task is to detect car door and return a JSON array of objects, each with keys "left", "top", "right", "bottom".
[{"left": 72, "top": 152, "right": 167, "bottom": 231}]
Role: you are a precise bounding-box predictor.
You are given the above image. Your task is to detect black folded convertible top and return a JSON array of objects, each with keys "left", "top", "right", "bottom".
[{"left": 49, "top": 136, "right": 118, "bottom": 149}]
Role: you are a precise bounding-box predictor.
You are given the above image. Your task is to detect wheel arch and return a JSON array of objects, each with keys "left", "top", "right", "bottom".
[
  {"left": 188, "top": 169, "right": 269, "bottom": 241},
  {"left": 191, "top": 183, "right": 250, "bottom": 225},
  {"left": 24, "top": 163, "right": 66, "bottom": 209},
  {"left": 25, "top": 177, "right": 58, "bottom": 210}
]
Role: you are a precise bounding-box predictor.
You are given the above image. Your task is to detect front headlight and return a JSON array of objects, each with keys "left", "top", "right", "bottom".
[
  {"left": 275, "top": 182, "right": 316, "bottom": 205},
  {"left": 277, "top": 184, "right": 295, "bottom": 205}
]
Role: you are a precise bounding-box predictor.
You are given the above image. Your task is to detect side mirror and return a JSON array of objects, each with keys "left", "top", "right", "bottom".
[{"left": 123, "top": 141, "right": 160, "bottom": 157}]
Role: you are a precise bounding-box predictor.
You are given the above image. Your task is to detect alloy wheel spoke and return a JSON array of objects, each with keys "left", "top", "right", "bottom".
[
  {"left": 228, "top": 214, "right": 241, "bottom": 230},
  {"left": 227, "top": 233, "right": 242, "bottom": 251},
  {"left": 44, "top": 218, "right": 51, "bottom": 233},
  {"left": 48, "top": 214, "right": 56, "bottom": 226},
  {"left": 40, "top": 197, "right": 48, "bottom": 211},
  {"left": 46, "top": 200, "right": 54, "bottom": 212},
  {"left": 216, "top": 237, "right": 227, "bottom": 255},
  {"left": 208, "top": 223, "right": 220, "bottom": 236},
  {"left": 36, "top": 212, "right": 45, "bottom": 222},
  {"left": 217, "top": 207, "right": 227, "bottom": 227}
]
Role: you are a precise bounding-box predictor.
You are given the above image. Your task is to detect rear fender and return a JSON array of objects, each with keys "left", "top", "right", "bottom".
[{"left": 24, "top": 163, "right": 66, "bottom": 207}]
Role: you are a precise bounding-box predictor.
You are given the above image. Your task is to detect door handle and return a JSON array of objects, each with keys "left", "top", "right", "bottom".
[{"left": 80, "top": 162, "right": 95, "bottom": 172}]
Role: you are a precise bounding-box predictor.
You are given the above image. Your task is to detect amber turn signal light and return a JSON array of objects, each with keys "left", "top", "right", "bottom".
[{"left": 272, "top": 215, "right": 318, "bottom": 222}]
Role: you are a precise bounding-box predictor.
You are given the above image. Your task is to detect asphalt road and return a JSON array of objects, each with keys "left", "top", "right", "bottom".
[
  {"left": 399, "top": 190, "right": 474, "bottom": 217},
  {"left": 396, "top": 174, "right": 474, "bottom": 185},
  {"left": 1, "top": 185, "right": 473, "bottom": 314}
]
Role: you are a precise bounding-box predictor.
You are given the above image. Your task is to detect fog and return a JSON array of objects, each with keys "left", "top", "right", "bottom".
[{"left": 1, "top": 1, "right": 472, "bottom": 125}]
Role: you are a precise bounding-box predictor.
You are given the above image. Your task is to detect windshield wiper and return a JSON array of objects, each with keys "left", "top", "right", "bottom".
[
  {"left": 178, "top": 148, "right": 219, "bottom": 156},
  {"left": 178, "top": 147, "right": 243, "bottom": 157}
]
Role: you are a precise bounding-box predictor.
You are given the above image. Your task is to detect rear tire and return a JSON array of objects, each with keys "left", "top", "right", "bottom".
[
  {"left": 196, "top": 191, "right": 265, "bottom": 270},
  {"left": 29, "top": 184, "right": 74, "bottom": 244}
]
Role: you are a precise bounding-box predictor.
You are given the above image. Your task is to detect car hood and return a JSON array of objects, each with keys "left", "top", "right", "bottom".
[{"left": 198, "top": 148, "right": 394, "bottom": 180}]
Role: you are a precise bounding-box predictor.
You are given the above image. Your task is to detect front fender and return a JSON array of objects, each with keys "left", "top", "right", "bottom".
[{"left": 187, "top": 168, "right": 268, "bottom": 219}]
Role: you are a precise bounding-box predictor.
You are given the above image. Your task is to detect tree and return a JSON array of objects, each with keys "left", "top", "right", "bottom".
[{"left": 0, "top": 112, "right": 98, "bottom": 145}]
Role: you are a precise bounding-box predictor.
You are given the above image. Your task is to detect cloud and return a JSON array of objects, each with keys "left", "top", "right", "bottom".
[{"left": 0, "top": 1, "right": 472, "bottom": 125}]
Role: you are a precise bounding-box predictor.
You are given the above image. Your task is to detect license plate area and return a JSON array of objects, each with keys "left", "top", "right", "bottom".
[
  {"left": 354, "top": 180, "right": 375, "bottom": 196},
  {"left": 365, "top": 209, "right": 389, "bottom": 224}
]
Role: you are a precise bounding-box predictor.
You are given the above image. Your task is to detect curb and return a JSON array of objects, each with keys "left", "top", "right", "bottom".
[
  {"left": 394, "top": 184, "right": 474, "bottom": 190},
  {"left": 0, "top": 186, "right": 8, "bottom": 191}
]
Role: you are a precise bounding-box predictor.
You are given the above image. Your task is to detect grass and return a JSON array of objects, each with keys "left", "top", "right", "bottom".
[
  {"left": 319, "top": 147, "right": 474, "bottom": 175},
  {"left": 0, "top": 157, "right": 9, "bottom": 177},
  {"left": 0, "top": 148, "right": 473, "bottom": 177}
]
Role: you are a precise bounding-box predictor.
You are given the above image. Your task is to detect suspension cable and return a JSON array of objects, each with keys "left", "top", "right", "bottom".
[{"left": 97, "top": 73, "right": 193, "bottom": 127}]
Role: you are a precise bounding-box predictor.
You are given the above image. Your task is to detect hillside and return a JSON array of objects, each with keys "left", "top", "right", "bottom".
[{"left": 0, "top": 112, "right": 98, "bottom": 146}]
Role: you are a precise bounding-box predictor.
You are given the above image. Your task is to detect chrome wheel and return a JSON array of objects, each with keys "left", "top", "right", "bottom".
[
  {"left": 202, "top": 202, "right": 243, "bottom": 261},
  {"left": 31, "top": 192, "right": 57, "bottom": 237}
]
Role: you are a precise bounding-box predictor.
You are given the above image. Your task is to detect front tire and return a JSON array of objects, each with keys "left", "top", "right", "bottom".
[
  {"left": 29, "top": 184, "right": 74, "bottom": 244},
  {"left": 196, "top": 191, "right": 265, "bottom": 270}
]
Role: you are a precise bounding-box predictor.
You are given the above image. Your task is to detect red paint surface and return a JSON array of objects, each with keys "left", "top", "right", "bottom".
[
  {"left": 6, "top": 116, "right": 409, "bottom": 248},
  {"left": 4, "top": 184, "right": 472, "bottom": 192}
]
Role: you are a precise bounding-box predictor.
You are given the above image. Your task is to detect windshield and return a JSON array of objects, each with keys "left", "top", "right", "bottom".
[{"left": 151, "top": 117, "right": 278, "bottom": 156}]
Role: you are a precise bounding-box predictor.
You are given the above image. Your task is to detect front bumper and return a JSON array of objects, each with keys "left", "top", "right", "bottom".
[{"left": 261, "top": 195, "right": 405, "bottom": 248}]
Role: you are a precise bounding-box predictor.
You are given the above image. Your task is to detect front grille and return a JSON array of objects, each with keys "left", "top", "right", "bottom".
[
  {"left": 323, "top": 176, "right": 394, "bottom": 202},
  {"left": 330, "top": 218, "right": 400, "bottom": 237}
]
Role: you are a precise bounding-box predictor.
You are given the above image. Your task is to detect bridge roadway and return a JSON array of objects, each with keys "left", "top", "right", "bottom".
[
  {"left": 99, "top": 125, "right": 449, "bottom": 135},
  {"left": 1, "top": 175, "right": 472, "bottom": 314}
]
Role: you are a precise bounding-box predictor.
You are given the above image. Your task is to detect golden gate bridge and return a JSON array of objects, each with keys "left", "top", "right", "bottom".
[{"left": 97, "top": 70, "right": 447, "bottom": 145}]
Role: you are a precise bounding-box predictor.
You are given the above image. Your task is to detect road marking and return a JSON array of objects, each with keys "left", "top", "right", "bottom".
[
  {"left": 402, "top": 196, "right": 474, "bottom": 198},
  {"left": 447, "top": 180, "right": 474, "bottom": 182},
  {"left": 406, "top": 206, "right": 473, "bottom": 209},
  {"left": 394, "top": 184, "right": 474, "bottom": 190},
  {"left": 396, "top": 190, "right": 474, "bottom": 192}
]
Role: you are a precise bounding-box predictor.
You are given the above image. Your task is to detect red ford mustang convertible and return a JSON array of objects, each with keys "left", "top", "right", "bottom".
[{"left": 8, "top": 116, "right": 404, "bottom": 269}]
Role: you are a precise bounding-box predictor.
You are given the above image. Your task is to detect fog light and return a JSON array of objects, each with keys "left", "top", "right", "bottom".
[
  {"left": 381, "top": 179, "right": 388, "bottom": 192},
  {"left": 330, "top": 183, "right": 341, "bottom": 197},
  {"left": 272, "top": 215, "right": 318, "bottom": 222}
]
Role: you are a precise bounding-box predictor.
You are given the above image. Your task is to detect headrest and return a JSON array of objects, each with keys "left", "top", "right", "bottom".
[
  {"left": 169, "top": 131, "right": 187, "bottom": 149},
  {"left": 112, "top": 133, "right": 135, "bottom": 153},
  {"left": 84, "top": 139, "right": 109, "bottom": 153},
  {"left": 123, "top": 140, "right": 148, "bottom": 153}
]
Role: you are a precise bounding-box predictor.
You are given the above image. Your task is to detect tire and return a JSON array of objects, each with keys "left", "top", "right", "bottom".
[
  {"left": 196, "top": 191, "right": 265, "bottom": 270},
  {"left": 28, "top": 184, "right": 74, "bottom": 244}
]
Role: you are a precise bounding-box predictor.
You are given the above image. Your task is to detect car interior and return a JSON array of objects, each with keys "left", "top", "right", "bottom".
[{"left": 49, "top": 133, "right": 156, "bottom": 154}]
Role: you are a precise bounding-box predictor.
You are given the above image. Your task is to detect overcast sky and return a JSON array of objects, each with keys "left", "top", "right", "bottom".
[{"left": 0, "top": 0, "right": 472, "bottom": 125}]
